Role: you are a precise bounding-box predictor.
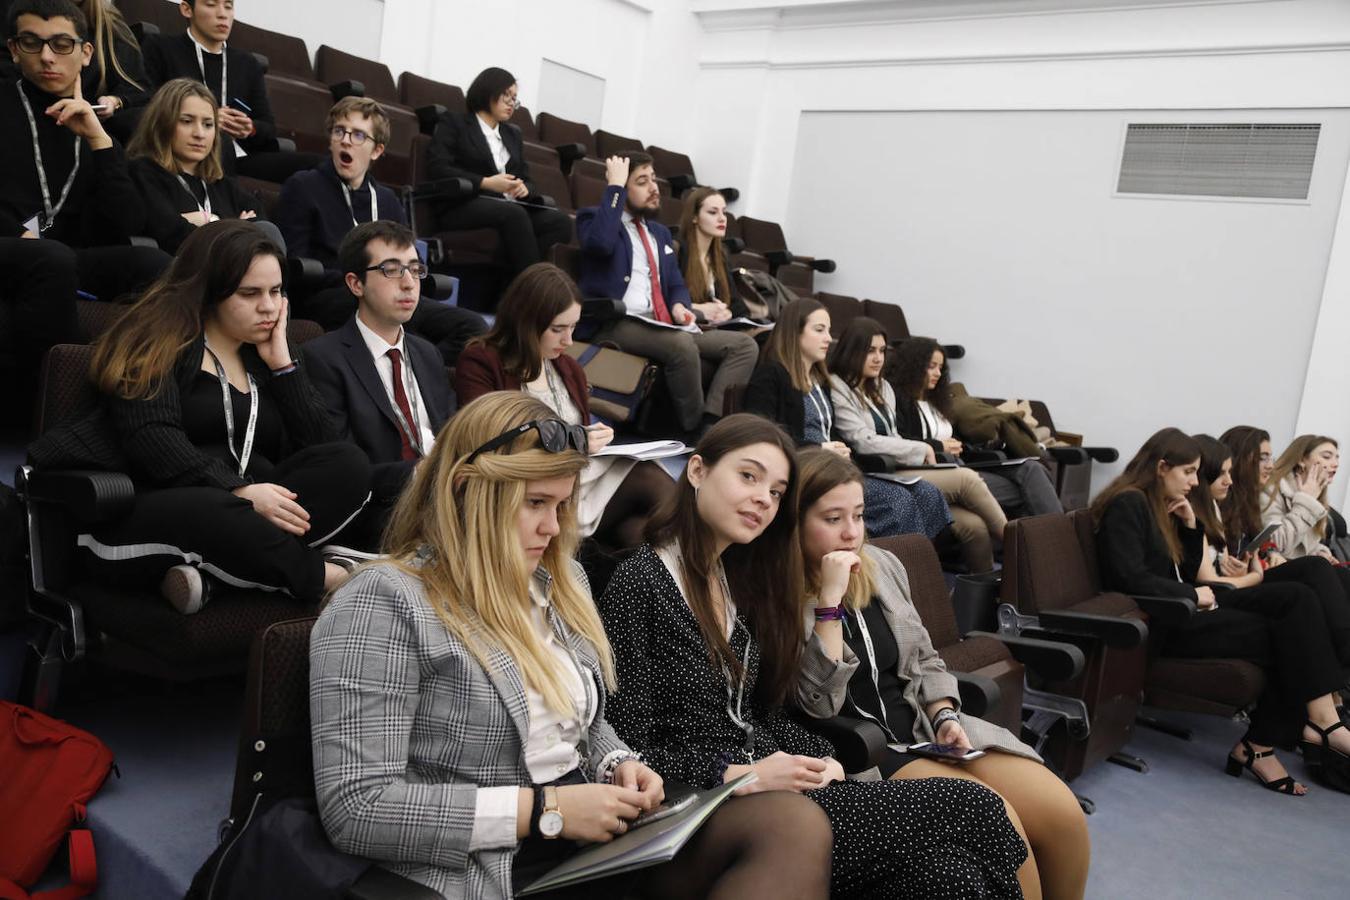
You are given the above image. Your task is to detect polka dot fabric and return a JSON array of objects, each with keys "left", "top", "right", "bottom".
[{"left": 600, "top": 545, "right": 1027, "bottom": 899}]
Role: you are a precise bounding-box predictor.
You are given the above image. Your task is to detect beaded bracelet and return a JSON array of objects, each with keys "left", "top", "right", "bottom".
[{"left": 931, "top": 707, "right": 961, "bottom": 733}]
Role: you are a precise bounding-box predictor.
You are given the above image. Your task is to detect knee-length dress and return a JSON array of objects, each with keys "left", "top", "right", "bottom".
[{"left": 599, "top": 544, "right": 1026, "bottom": 899}]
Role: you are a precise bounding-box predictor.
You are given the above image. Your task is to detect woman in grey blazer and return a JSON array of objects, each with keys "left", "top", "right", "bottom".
[
  {"left": 310, "top": 391, "right": 832, "bottom": 899},
  {"left": 793, "top": 449, "right": 1091, "bottom": 900}
]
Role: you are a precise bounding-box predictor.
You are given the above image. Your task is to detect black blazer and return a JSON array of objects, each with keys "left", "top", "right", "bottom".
[
  {"left": 891, "top": 393, "right": 947, "bottom": 455},
  {"left": 1095, "top": 490, "right": 1204, "bottom": 602},
  {"left": 743, "top": 360, "right": 814, "bottom": 446},
  {"left": 141, "top": 32, "right": 277, "bottom": 169},
  {"left": 301, "top": 317, "right": 452, "bottom": 502},
  {"left": 425, "top": 111, "right": 536, "bottom": 204},
  {"left": 128, "top": 157, "right": 264, "bottom": 253}
]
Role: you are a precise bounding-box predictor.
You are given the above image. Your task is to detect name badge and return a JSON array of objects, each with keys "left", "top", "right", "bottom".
[{"left": 22, "top": 214, "right": 41, "bottom": 237}]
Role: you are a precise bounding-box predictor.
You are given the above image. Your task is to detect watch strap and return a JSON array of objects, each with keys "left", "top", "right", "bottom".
[{"left": 529, "top": 784, "right": 546, "bottom": 838}]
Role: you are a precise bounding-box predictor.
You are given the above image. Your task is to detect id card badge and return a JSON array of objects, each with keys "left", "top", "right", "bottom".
[{"left": 22, "top": 214, "right": 41, "bottom": 236}]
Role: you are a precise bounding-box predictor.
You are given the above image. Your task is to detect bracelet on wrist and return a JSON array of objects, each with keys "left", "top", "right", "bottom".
[
  {"left": 814, "top": 605, "right": 847, "bottom": 622},
  {"left": 931, "top": 707, "right": 961, "bottom": 732},
  {"left": 270, "top": 362, "right": 298, "bottom": 376}
]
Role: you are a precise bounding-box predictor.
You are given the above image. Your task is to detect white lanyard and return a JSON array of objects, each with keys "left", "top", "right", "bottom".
[
  {"left": 541, "top": 602, "right": 595, "bottom": 767},
  {"left": 845, "top": 608, "right": 899, "bottom": 743},
  {"left": 175, "top": 173, "right": 212, "bottom": 220},
  {"left": 341, "top": 181, "right": 378, "bottom": 229},
  {"left": 189, "top": 32, "right": 226, "bottom": 106},
  {"left": 718, "top": 563, "right": 756, "bottom": 753},
  {"left": 383, "top": 344, "right": 424, "bottom": 456},
  {"left": 203, "top": 344, "right": 259, "bottom": 476},
  {"left": 806, "top": 382, "right": 832, "bottom": 437},
  {"left": 17, "top": 82, "right": 81, "bottom": 232}
]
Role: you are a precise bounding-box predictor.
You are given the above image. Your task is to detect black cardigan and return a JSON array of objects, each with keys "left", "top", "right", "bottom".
[
  {"left": 599, "top": 544, "right": 834, "bottom": 789},
  {"left": 743, "top": 360, "right": 811, "bottom": 446},
  {"left": 128, "top": 157, "right": 264, "bottom": 253},
  {"left": 1095, "top": 490, "right": 1205, "bottom": 602},
  {"left": 891, "top": 392, "right": 947, "bottom": 455},
  {"left": 29, "top": 338, "right": 336, "bottom": 493}
]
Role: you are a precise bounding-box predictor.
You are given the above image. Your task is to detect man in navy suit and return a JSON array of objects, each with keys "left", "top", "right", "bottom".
[
  {"left": 575, "top": 153, "right": 757, "bottom": 433},
  {"left": 302, "top": 220, "right": 453, "bottom": 547}
]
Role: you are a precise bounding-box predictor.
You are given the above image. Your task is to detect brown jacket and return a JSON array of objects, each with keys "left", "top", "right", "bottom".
[{"left": 454, "top": 343, "right": 590, "bottom": 418}]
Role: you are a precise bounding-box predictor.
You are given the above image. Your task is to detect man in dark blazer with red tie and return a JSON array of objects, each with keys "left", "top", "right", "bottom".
[{"left": 302, "top": 221, "right": 453, "bottom": 547}]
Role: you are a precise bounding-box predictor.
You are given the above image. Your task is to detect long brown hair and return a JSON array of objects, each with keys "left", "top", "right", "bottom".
[
  {"left": 645, "top": 414, "right": 804, "bottom": 706},
  {"left": 677, "top": 187, "right": 730, "bottom": 304},
  {"left": 1218, "top": 425, "right": 1268, "bottom": 549},
  {"left": 828, "top": 317, "right": 888, "bottom": 410},
  {"left": 77, "top": 0, "right": 142, "bottom": 97},
  {"left": 1266, "top": 434, "right": 1339, "bottom": 539},
  {"left": 892, "top": 336, "right": 953, "bottom": 419},
  {"left": 761, "top": 298, "right": 829, "bottom": 392},
  {"left": 796, "top": 448, "right": 877, "bottom": 610},
  {"left": 1190, "top": 434, "right": 1231, "bottom": 550},
  {"left": 472, "top": 263, "right": 581, "bottom": 383},
  {"left": 1090, "top": 427, "right": 1202, "bottom": 564},
  {"left": 91, "top": 220, "right": 285, "bottom": 399},
  {"left": 127, "top": 78, "right": 224, "bottom": 183}
]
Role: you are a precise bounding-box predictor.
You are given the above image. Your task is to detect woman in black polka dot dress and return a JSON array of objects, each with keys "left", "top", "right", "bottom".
[{"left": 599, "top": 414, "right": 1028, "bottom": 899}]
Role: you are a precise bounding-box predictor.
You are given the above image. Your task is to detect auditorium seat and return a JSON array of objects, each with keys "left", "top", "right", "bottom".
[
  {"left": 738, "top": 216, "right": 836, "bottom": 277},
  {"left": 119, "top": 0, "right": 183, "bottom": 36},
  {"left": 973, "top": 397, "right": 1117, "bottom": 509},
  {"left": 568, "top": 168, "right": 607, "bottom": 212},
  {"left": 398, "top": 71, "right": 466, "bottom": 115},
  {"left": 815, "top": 291, "right": 863, "bottom": 337},
  {"left": 314, "top": 44, "right": 401, "bottom": 106},
  {"left": 510, "top": 104, "right": 540, "bottom": 141},
  {"left": 229, "top": 20, "right": 316, "bottom": 84},
  {"left": 647, "top": 144, "right": 739, "bottom": 202},
  {"left": 528, "top": 161, "right": 574, "bottom": 215},
  {"left": 537, "top": 111, "right": 597, "bottom": 158},
  {"left": 237, "top": 176, "right": 284, "bottom": 221},
  {"left": 264, "top": 74, "right": 337, "bottom": 157},
  {"left": 595, "top": 129, "right": 644, "bottom": 159}
]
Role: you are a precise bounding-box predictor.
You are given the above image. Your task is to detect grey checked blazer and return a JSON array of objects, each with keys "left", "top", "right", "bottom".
[
  {"left": 310, "top": 560, "right": 630, "bottom": 899},
  {"left": 796, "top": 544, "right": 1040, "bottom": 763}
]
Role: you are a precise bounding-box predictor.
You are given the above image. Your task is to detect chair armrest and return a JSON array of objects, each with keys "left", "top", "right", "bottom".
[
  {"left": 1036, "top": 609, "right": 1147, "bottom": 648},
  {"left": 934, "top": 452, "right": 959, "bottom": 464},
  {"left": 763, "top": 249, "right": 792, "bottom": 268},
  {"left": 415, "top": 104, "right": 446, "bottom": 136},
  {"left": 555, "top": 142, "right": 587, "bottom": 163},
  {"left": 346, "top": 867, "right": 444, "bottom": 900},
  {"left": 250, "top": 52, "right": 269, "bottom": 75},
  {"left": 1085, "top": 446, "right": 1119, "bottom": 463},
  {"left": 275, "top": 137, "right": 297, "bottom": 153},
  {"left": 287, "top": 256, "right": 328, "bottom": 292},
  {"left": 426, "top": 273, "right": 455, "bottom": 302},
  {"left": 808, "top": 258, "right": 837, "bottom": 274},
  {"left": 941, "top": 343, "right": 966, "bottom": 360},
  {"left": 970, "top": 632, "right": 1085, "bottom": 681},
  {"left": 1046, "top": 446, "right": 1090, "bottom": 465},
  {"left": 1129, "top": 594, "right": 1196, "bottom": 627},
  {"left": 852, "top": 452, "right": 891, "bottom": 474},
  {"left": 535, "top": 194, "right": 558, "bottom": 209},
  {"left": 580, "top": 298, "right": 625, "bottom": 323},
  {"left": 788, "top": 709, "right": 888, "bottom": 774},
  {"left": 25, "top": 469, "right": 136, "bottom": 524},
  {"left": 962, "top": 449, "right": 1006, "bottom": 464},
  {"left": 412, "top": 178, "right": 477, "bottom": 201},
  {"left": 329, "top": 80, "right": 366, "bottom": 102},
  {"left": 722, "top": 236, "right": 745, "bottom": 254},
  {"left": 953, "top": 671, "right": 999, "bottom": 718},
  {"left": 719, "top": 186, "right": 741, "bottom": 203},
  {"left": 668, "top": 173, "right": 696, "bottom": 195}
]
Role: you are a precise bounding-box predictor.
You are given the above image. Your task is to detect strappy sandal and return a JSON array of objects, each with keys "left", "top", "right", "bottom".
[
  {"left": 1301, "top": 719, "right": 1350, "bottom": 793},
  {"left": 1225, "top": 739, "right": 1304, "bottom": 795}
]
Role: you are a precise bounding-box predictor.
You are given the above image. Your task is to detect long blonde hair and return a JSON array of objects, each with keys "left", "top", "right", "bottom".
[
  {"left": 128, "top": 79, "right": 224, "bottom": 183},
  {"left": 1266, "top": 434, "right": 1338, "bottom": 539},
  {"left": 78, "top": 0, "right": 143, "bottom": 97},
  {"left": 381, "top": 392, "right": 611, "bottom": 715},
  {"left": 796, "top": 448, "right": 876, "bottom": 610}
]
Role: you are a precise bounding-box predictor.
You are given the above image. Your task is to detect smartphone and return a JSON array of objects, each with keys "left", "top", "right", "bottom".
[
  {"left": 230, "top": 97, "right": 253, "bottom": 114},
  {"left": 630, "top": 793, "right": 697, "bottom": 829},
  {"left": 908, "top": 742, "right": 986, "bottom": 763}
]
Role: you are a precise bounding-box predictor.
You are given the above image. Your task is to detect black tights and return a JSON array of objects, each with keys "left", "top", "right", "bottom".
[
  {"left": 1265, "top": 555, "right": 1350, "bottom": 670},
  {"left": 593, "top": 461, "right": 676, "bottom": 552}
]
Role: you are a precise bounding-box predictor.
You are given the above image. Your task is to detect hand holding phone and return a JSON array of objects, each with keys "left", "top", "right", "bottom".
[{"left": 908, "top": 742, "right": 986, "bottom": 764}]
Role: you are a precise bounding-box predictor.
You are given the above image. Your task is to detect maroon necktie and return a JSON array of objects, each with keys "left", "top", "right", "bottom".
[
  {"left": 633, "top": 219, "right": 672, "bottom": 324},
  {"left": 386, "top": 348, "right": 418, "bottom": 461}
]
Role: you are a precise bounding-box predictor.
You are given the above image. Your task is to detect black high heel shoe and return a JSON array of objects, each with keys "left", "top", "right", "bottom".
[
  {"left": 1225, "top": 739, "right": 1303, "bottom": 795},
  {"left": 1301, "top": 720, "right": 1350, "bottom": 793}
]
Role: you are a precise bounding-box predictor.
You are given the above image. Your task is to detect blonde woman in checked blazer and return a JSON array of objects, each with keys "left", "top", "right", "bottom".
[{"left": 309, "top": 391, "right": 831, "bottom": 899}]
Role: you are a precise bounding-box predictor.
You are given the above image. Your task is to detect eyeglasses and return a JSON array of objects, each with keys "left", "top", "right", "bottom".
[
  {"left": 1258, "top": 453, "right": 1273, "bottom": 463},
  {"left": 466, "top": 419, "right": 589, "bottom": 465},
  {"left": 330, "top": 126, "right": 373, "bottom": 145},
  {"left": 364, "top": 261, "right": 429, "bottom": 280},
  {"left": 14, "top": 33, "right": 83, "bottom": 55},
  {"left": 499, "top": 94, "right": 519, "bottom": 108}
]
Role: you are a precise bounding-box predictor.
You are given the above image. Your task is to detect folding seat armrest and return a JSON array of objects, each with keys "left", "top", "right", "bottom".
[
  {"left": 1129, "top": 594, "right": 1196, "bottom": 628},
  {"left": 852, "top": 452, "right": 891, "bottom": 474},
  {"left": 275, "top": 137, "right": 297, "bottom": 153},
  {"left": 1035, "top": 610, "right": 1147, "bottom": 649},
  {"left": 941, "top": 343, "right": 966, "bottom": 360},
  {"left": 1086, "top": 447, "right": 1119, "bottom": 463},
  {"left": 788, "top": 708, "right": 887, "bottom": 774},
  {"left": 250, "top": 52, "right": 269, "bottom": 75},
  {"left": 969, "top": 631, "right": 1085, "bottom": 681},
  {"left": 935, "top": 452, "right": 959, "bottom": 464},
  {"left": 536, "top": 194, "right": 558, "bottom": 210},
  {"left": 719, "top": 186, "right": 741, "bottom": 203},
  {"left": 329, "top": 80, "right": 366, "bottom": 102},
  {"left": 345, "top": 867, "right": 444, "bottom": 900},
  {"left": 1046, "top": 446, "right": 1090, "bottom": 465},
  {"left": 962, "top": 448, "right": 1006, "bottom": 464},
  {"left": 763, "top": 249, "right": 792, "bottom": 268},
  {"left": 808, "top": 258, "right": 837, "bottom": 274},
  {"left": 413, "top": 178, "right": 476, "bottom": 201},
  {"left": 426, "top": 274, "right": 455, "bottom": 302},
  {"left": 127, "top": 235, "right": 160, "bottom": 250},
  {"left": 722, "top": 236, "right": 745, "bottom": 254},
  {"left": 287, "top": 257, "right": 327, "bottom": 292},
  {"left": 415, "top": 104, "right": 447, "bottom": 136},
  {"left": 554, "top": 142, "right": 587, "bottom": 163},
  {"left": 668, "top": 173, "right": 696, "bottom": 195},
  {"left": 580, "top": 298, "right": 625, "bottom": 323},
  {"left": 25, "top": 469, "right": 136, "bottom": 524},
  {"left": 953, "top": 671, "right": 1000, "bottom": 718}
]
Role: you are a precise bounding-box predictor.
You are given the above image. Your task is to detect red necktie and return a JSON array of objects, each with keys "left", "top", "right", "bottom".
[
  {"left": 633, "top": 219, "right": 672, "bottom": 324},
  {"left": 387, "top": 348, "right": 419, "bottom": 461}
]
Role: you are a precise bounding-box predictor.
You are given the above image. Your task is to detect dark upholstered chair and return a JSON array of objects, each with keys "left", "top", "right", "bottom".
[
  {"left": 230, "top": 20, "right": 316, "bottom": 83},
  {"left": 972, "top": 399, "right": 1118, "bottom": 510},
  {"left": 595, "top": 129, "right": 644, "bottom": 159},
  {"left": 219, "top": 618, "right": 440, "bottom": 900},
  {"left": 736, "top": 216, "right": 835, "bottom": 277},
  {"left": 645, "top": 145, "right": 739, "bottom": 201},
  {"left": 315, "top": 44, "right": 400, "bottom": 105},
  {"left": 537, "top": 112, "right": 597, "bottom": 159},
  {"left": 815, "top": 292, "right": 863, "bottom": 338}
]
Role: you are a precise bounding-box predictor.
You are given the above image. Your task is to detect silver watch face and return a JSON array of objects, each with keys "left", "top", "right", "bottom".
[{"left": 539, "top": 809, "right": 564, "bottom": 838}]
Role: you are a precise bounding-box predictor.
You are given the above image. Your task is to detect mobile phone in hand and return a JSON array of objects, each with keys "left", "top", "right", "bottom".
[
  {"left": 908, "top": 742, "right": 986, "bottom": 763},
  {"left": 630, "top": 793, "right": 697, "bottom": 829}
]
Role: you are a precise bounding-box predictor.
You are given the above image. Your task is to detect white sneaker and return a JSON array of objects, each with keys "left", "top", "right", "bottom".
[{"left": 161, "top": 564, "right": 208, "bottom": 615}]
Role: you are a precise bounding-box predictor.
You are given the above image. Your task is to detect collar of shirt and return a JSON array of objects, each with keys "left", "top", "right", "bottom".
[{"left": 354, "top": 312, "right": 405, "bottom": 359}]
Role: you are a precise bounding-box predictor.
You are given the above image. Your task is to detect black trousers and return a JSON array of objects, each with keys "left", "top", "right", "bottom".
[
  {"left": 81, "top": 442, "right": 371, "bottom": 603},
  {"left": 1164, "top": 581, "right": 1344, "bottom": 747},
  {"left": 1265, "top": 555, "right": 1350, "bottom": 671},
  {"left": 434, "top": 196, "right": 573, "bottom": 276}
]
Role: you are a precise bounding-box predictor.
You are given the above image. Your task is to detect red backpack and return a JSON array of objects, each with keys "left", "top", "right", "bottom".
[{"left": 0, "top": 702, "right": 115, "bottom": 900}]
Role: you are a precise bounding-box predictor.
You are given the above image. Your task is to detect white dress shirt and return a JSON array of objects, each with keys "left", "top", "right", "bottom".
[
  {"left": 354, "top": 314, "right": 437, "bottom": 455},
  {"left": 620, "top": 210, "right": 655, "bottom": 315},
  {"left": 917, "top": 399, "right": 955, "bottom": 441},
  {"left": 476, "top": 114, "right": 511, "bottom": 174}
]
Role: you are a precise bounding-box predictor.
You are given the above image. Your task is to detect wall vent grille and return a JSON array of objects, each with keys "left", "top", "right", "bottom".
[{"left": 1117, "top": 123, "right": 1319, "bottom": 200}]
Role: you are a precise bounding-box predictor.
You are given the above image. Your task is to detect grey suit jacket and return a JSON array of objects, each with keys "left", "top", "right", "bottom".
[
  {"left": 310, "top": 559, "right": 630, "bottom": 899},
  {"left": 796, "top": 544, "right": 1039, "bottom": 762}
]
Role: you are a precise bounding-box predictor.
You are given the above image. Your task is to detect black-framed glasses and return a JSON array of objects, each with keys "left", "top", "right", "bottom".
[
  {"left": 14, "top": 33, "right": 83, "bottom": 55},
  {"left": 466, "top": 419, "right": 589, "bottom": 465},
  {"left": 365, "top": 261, "right": 429, "bottom": 280},
  {"left": 330, "top": 126, "right": 372, "bottom": 145}
]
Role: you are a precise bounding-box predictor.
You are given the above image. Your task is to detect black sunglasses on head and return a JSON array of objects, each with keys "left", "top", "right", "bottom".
[{"left": 466, "top": 419, "right": 588, "bottom": 465}]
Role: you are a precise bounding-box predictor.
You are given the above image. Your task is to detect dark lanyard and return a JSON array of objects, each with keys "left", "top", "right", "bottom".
[
  {"left": 341, "top": 181, "right": 378, "bottom": 229},
  {"left": 203, "top": 345, "right": 258, "bottom": 476},
  {"left": 17, "top": 82, "right": 80, "bottom": 232},
  {"left": 175, "top": 173, "right": 212, "bottom": 219},
  {"left": 718, "top": 565, "right": 756, "bottom": 753}
]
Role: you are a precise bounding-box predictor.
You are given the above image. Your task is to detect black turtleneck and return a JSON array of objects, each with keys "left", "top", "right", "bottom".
[
  {"left": 0, "top": 78, "right": 144, "bottom": 245},
  {"left": 274, "top": 158, "right": 406, "bottom": 275}
]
